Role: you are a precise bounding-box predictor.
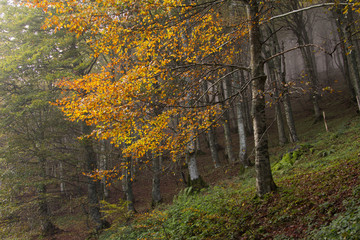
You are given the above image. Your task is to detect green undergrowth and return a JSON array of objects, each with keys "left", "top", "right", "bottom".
[{"left": 100, "top": 114, "right": 360, "bottom": 240}]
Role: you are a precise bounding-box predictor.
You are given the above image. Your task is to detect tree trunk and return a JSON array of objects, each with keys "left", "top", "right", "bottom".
[
  {"left": 234, "top": 72, "right": 250, "bottom": 166},
  {"left": 38, "top": 160, "right": 58, "bottom": 236},
  {"left": 122, "top": 156, "right": 136, "bottom": 212},
  {"left": 273, "top": 84, "right": 287, "bottom": 146},
  {"left": 332, "top": 12, "right": 355, "bottom": 99},
  {"left": 264, "top": 47, "right": 287, "bottom": 146},
  {"left": 99, "top": 140, "right": 109, "bottom": 199},
  {"left": 207, "top": 126, "right": 221, "bottom": 168},
  {"left": 151, "top": 155, "right": 162, "bottom": 207},
  {"left": 240, "top": 70, "right": 253, "bottom": 135},
  {"left": 299, "top": 46, "right": 321, "bottom": 120},
  {"left": 82, "top": 124, "right": 110, "bottom": 231},
  {"left": 235, "top": 99, "right": 249, "bottom": 166},
  {"left": 287, "top": 2, "right": 321, "bottom": 119},
  {"left": 279, "top": 44, "right": 299, "bottom": 142},
  {"left": 186, "top": 138, "right": 206, "bottom": 191},
  {"left": 334, "top": 6, "right": 360, "bottom": 111},
  {"left": 59, "top": 162, "right": 65, "bottom": 195},
  {"left": 246, "top": 1, "right": 277, "bottom": 197},
  {"left": 202, "top": 80, "right": 221, "bottom": 168},
  {"left": 220, "top": 79, "right": 236, "bottom": 163}
]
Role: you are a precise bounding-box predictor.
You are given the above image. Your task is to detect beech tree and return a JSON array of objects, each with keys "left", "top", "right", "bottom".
[
  {"left": 27, "top": 0, "right": 359, "bottom": 198},
  {"left": 27, "top": 0, "right": 277, "bottom": 196}
]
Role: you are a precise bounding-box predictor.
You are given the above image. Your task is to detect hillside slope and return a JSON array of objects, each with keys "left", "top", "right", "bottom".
[{"left": 98, "top": 99, "right": 360, "bottom": 240}]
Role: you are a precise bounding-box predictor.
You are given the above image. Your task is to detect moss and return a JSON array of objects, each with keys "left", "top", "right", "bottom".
[
  {"left": 273, "top": 153, "right": 294, "bottom": 171},
  {"left": 273, "top": 144, "right": 312, "bottom": 171},
  {"left": 187, "top": 175, "right": 208, "bottom": 192}
]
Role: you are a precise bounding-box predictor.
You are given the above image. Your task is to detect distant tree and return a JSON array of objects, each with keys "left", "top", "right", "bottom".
[
  {"left": 333, "top": 2, "right": 360, "bottom": 111},
  {"left": 282, "top": 1, "right": 322, "bottom": 120}
]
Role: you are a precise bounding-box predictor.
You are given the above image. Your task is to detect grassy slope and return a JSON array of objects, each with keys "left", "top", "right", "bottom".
[{"left": 99, "top": 103, "right": 360, "bottom": 239}]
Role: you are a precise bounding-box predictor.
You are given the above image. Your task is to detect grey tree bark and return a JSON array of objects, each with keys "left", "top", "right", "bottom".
[
  {"left": 122, "top": 156, "right": 136, "bottom": 212},
  {"left": 234, "top": 72, "right": 250, "bottom": 166},
  {"left": 99, "top": 140, "right": 109, "bottom": 199},
  {"left": 245, "top": 0, "right": 277, "bottom": 197},
  {"left": 266, "top": 22, "right": 299, "bottom": 142},
  {"left": 282, "top": 81, "right": 299, "bottom": 142},
  {"left": 332, "top": 13, "right": 355, "bottom": 99},
  {"left": 240, "top": 70, "right": 253, "bottom": 135},
  {"left": 278, "top": 42, "right": 299, "bottom": 143},
  {"left": 220, "top": 79, "right": 236, "bottom": 163},
  {"left": 334, "top": 6, "right": 360, "bottom": 111},
  {"left": 59, "top": 162, "right": 65, "bottom": 195},
  {"left": 202, "top": 80, "right": 221, "bottom": 168},
  {"left": 264, "top": 47, "right": 287, "bottom": 146},
  {"left": 186, "top": 138, "right": 206, "bottom": 190}
]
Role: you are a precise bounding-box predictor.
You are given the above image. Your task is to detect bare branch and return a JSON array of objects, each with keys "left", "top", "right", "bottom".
[
  {"left": 269, "top": 3, "right": 351, "bottom": 21},
  {"left": 263, "top": 44, "right": 328, "bottom": 63},
  {"left": 171, "top": 62, "right": 250, "bottom": 72}
]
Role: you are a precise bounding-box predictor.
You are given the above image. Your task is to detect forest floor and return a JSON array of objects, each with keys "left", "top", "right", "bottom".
[
  {"left": 27, "top": 80, "right": 360, "bottom": 239},
  {"left": 93, "top": 93, "right": 360, "bottom": 239}
]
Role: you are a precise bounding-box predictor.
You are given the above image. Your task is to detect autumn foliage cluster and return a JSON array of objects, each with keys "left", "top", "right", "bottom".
[{"left": 29, "top": 0, "right": 252, "bottom": 161}]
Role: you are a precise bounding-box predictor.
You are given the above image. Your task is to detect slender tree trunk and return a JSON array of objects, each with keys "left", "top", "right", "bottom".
[
  {"left": 207, "top": 127, "right": 221, "bottom": 168},
  {"left": 99, "top": 140, "right": 109, "bottom": 199},
  {"left": 38, "top": 160, "right": 58, "bottom": 236},
  {"left": 235, "top": 99, "right": 249, "bottom": 165},
  {"left": 234, "top": 72, "right": 250, "bottom": 166},
  {"left": 151, "top": 154, "right": 162, "bottom": 207},
  {"left": 334, "top": 6, "right": 360, "bottom": 111},
  {"left": 279, "top": 44, "right": 299, "bottom": 142},
  {"left": 240, "top": 70, "right": 253, "bottom": 135},
  {"left": 122, "top": 156, "right": 136, "bottom": 212},
  {"left": 273, "top": 82, "right": 287, "bottom": 146},
  {"left": 282, "top": 93, "right": 299, "bottom": 142},
  {"left": 59, "top": 162, "right": 65, "bottom": 195},
  {"left": 220, "top": 79, "right": 236, "bottom": 163},
  {"left": 222, "top": 110, "right": 236, "bottom": 163},
  {"left": 186, "top": 138, "right": 206, "bottom": 190},
  {"left": 332, "top": 12, "right": 355, "bottom": 98},
  {"left": 82, "top": 124, "right": 110, "bottom": 231},
  {"left": 264, "top": 47, "right": 287, "bottom": 146},
  {"left": 246, "top": 0, "right": 277, "bottom": 197},
  {"left": 202, "top": 80, "right": 221, "bottom": 168},
  {"left": 225, "top": 77, "right": 238, "bottom": 131},
  {"left": 287, "top": 2, "right": 321, "bottom": 119},
  {"left": 299, "top": 46, "right": 321, "bottom": 119},
  {"left": 187, "top": 148, "right": 199, "bottom": 182}
]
